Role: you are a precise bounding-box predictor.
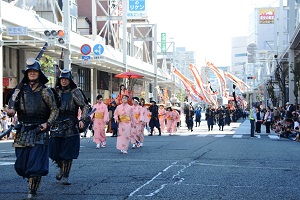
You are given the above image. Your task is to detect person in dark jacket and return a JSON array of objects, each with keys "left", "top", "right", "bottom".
[
  {"left": 49, "top": 69, "right": 90, "bottom": 185},
  {"left": 6, "top": 58, "right": 59, "bottom": 199},
  {"left": 216, "top": 106, "right": 225, "bottom": 131},
  {"left": 148, "top": 100, "right": 162, "bottom": 136},
  {"left": 205, "top": 105, "right": 215, "bottom": 131}
]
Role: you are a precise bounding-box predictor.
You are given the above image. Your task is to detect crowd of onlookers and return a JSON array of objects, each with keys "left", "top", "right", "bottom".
[
  {"left": 0, "top": 105, "right": 17, "bottom": 140},
  {"left": 255, "top": 102, "right": 300, "bottom": 141}
]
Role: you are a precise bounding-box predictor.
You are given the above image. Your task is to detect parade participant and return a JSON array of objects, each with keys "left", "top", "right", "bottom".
[
  {"left": 114, "top": 95, "right": 134, "bottom": 154},
  {"left": 91, "top": 94, "right": 109, "bottom": 148},
  {"left": 116, "top": 84, "right": 129, "bottom": 105},
  {"left": 195, "top": 106, "right": 202, "bottom": 127},
  {"left": 165, "top": 106, "right": 174, "bottom": 135},
  {"left": 49, "top": 69, "right": 90, "bottom": 185},
  {"left": 131, "top": 97, "right": 144, "bottom": 148},
  {"left": 185, "top": 104, "right": 195, "bottom": 131},
  {"left": 108, "top": 101, "right": 118, "bottom": 137},
  {"left": 216, "top": 106, "right": 225, "bottom": 131},
  {"left": 148, "top": 100, "right": 162, "bottom": 136},
  {"left": 158, "top": 104, "right": 166, "bottom": 133},
  {"left": 224, "top": 106, "right": 232, "bottom": 126},
  {"left": 7, "top": 58, "right": 59, "bottom": 199},
  {"left": 139, "top": 98, "right": 147, "bottom": 146},
  {"left": 171, "top": 107, "right": 181, "bottom": 135},
  {"left": 205, "top": 105, "right": 215, "bottom": 131}
]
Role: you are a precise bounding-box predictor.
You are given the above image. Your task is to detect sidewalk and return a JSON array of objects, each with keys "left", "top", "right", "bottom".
[{"left": 235, "top": 118, "right": 278, "bottom": 137}]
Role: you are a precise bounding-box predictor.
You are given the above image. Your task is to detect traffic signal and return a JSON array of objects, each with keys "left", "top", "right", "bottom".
[{"left": 44, "top": 30, "right": 65, "bottom": 44}]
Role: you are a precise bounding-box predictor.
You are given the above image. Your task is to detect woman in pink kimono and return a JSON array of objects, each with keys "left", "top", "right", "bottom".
[
  {"left": 114, "top": 95, "right": 134, "bottom": 154},
  {"left": 165, "top": 107, "right": 174, "bottom": 135},
  {"left": 139, "top": 98, "right": 147, "bottom": 147},
  {"left": 91, "top": 95, "right": 109, "bottom": 149},
  {"left": 131, "top": 97, "right": 144, "bottom": 149},
  {"left": 172, "top": 108, "right": 180, "bottom": 135},
  {"left": 158, "top": 105, "right": 166, "bottom": 134}
]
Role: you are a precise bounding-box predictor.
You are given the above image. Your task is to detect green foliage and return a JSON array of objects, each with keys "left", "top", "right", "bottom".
[{"left": 39, "top": 54, "right": 55, "bottom": 74}]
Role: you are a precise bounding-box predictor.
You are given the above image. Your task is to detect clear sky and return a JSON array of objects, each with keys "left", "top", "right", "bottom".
[{"left": 146, "top": 0, "right": 279, "bottom": 67}]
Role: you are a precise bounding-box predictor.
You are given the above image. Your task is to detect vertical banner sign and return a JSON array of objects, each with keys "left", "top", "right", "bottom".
[
  {"left": 161, "top": 33, "right": 166, "bottom": 53},
  {"left": 259, "top": 8, "right": 275, "bottom": 24}
]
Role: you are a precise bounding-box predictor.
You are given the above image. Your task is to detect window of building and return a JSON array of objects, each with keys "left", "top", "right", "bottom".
[{"left": 77, "top": 68, "right": 90, "bottom": 92}]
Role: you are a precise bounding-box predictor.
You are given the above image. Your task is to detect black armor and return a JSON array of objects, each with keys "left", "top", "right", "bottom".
[
  {"left": 49, "top": 69, "right": 89, "bottom": 185},
  {"left": 50, "top": 88, "right": 89, "bottom": 137},
  {"left": 13, "top": 84, "right": 58, "bottom": 147}
]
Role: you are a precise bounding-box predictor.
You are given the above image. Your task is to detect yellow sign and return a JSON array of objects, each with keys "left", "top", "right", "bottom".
[{"left": 259, "top": 8, "right": 275, "bottom": 24}]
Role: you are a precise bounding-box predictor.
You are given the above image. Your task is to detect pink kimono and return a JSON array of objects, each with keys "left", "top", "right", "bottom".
[
  {"left": 158, "top": 108, "right": 166, "bottom": 133},
  {"left": 131, "top": 104, "right": 144, "bottom": 146},
  {"left": 114, "top": 103, "right": 134, "bottom": 151},
  {"left": 165, "top": 110, "right": 174, "bottom": 134},
  {"left": 139, "top": 106, "right": 148, "bottom": 144},
  {"left": 172, "top": 110, "right": 180, "bottom": 134},
  {"left": 91, "top": 102, "right": 109, "bottom": 146}
]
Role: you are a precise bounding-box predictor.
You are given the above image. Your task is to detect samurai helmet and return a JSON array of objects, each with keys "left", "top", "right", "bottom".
[
  {"left": 56, "top": 69, "right": 77, "bottom": 89},
  {"left": 22, "top": 58, "right": 49, "bottom": 84}
]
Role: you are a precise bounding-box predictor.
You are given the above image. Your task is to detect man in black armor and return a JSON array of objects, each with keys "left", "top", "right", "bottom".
[
  {"left": 205, "top": 105, "right": 215, "bottom": 131},
  {"left": 148, "top": 100, "right": 162, "bottom": 136},
  {"left": 49, "top": 69, "right": 90, "bottom": 185},
  {"left": 7, "top": 58, "right": 59, "bottom": 199},
  {"left": 216, "top": 106, "right": 225, "bottom": 131}
]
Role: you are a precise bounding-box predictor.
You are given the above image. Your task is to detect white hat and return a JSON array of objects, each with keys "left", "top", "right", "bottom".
[{"left": 286, "top": 102, "right": 290, "bottom": 105}]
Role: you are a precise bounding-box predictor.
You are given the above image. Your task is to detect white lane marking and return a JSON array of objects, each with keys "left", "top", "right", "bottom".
[
  {"left": 196, "top": 134, "right": 208, "bottom": 137},
  {"left": 214, "top": 135, "right": 225, "bottom": 137},
  {"left": 232, "top": 135, "right": 243, "bottom": 138},
  {"left": 129, "top": 161, "right": 195, "bottom": 197},
  {"left": 0, "top": 162, "right": 14, "bottom": 165}
]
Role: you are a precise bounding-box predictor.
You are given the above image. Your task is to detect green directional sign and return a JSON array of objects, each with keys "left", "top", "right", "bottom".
[{"left": 161, "top": 33, "right": 166, "bottom": 53}]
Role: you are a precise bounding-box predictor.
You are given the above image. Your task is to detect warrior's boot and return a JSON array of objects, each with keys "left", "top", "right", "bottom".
[
  {"left": 56, "top": 160, "right": 63, "bottom": 181},
  {"left": 158, "top": 128, "right": 162, "bottom": 136},
  {"left": 148, "top": 128, "right": 153, "bottom": 136},
  {"left": 27, "top": 176, "right": 41, "bottom": 199},
  {"left": 62, "top": 160, "right": 72, "bottom": 185},
  {"left": 222, "top": 126, "right": 224, "bottom": 131}
]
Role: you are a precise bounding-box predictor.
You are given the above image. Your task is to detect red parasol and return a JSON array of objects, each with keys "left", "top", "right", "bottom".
[{"left": 115, "top": 71, "right": 144, "bottom": 79}]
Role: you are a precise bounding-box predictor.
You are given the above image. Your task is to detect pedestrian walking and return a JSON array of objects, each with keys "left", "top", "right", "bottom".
[
  {"left": 139, "top": 98, "right": 148, "bottom": 146},
  {"left": 49, "top": 69, "right": 90, "bottom": 185},
  {"left": 131, "top": 97, "right": 144, "bottom": 148},
  {"left": 249, "top": 103, "right": 257, "bottom": 137},
  {"left": 91, "top": 95, "right": 109, "bottom": 149},
  {"left": 205, "top": 105, "right": 215, "bottom": 131},
  {"left": 195, "top": 106, "right": 202, "bottom": 127},
  {"left": 172, "top": 107, "right": 181, "bottom": 135},
  {"left": 113, "top": 95, "right": 134, "bottom": 154},
  {"left": 216, "top": 106, "right": 225, "bottom": 131},
  {"left": 185, "top": 104, "right": 194, "bottom": 131},
  {"left": 6, "top": 57, "right": 59, "bottom": 199},
  {"left": 148, "top": 100, "right": 162, "bottom": 136},
  {"left": 108, "top": 101, "right": 118, "bottom": 137},
  {"left": 158, "top": 104, "right": 166, "bottom": 133}
]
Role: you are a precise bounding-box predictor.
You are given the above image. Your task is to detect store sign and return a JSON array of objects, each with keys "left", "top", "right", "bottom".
[{"left": 259, "top": 8, "right": 275, "bottom": 24}]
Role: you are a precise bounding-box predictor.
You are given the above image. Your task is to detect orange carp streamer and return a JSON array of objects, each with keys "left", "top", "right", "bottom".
[
  {"left": 224, "top": 71, "right": 250, "bottom": 93},
  {"left": 206, "top": 62, "right": 227, "bottom": 98},
  {"left": 173, "top": 68, "right": 204, "bottom": 101},
  {"left": 189, "top": 64, "right": 217, "bottom": 104}
]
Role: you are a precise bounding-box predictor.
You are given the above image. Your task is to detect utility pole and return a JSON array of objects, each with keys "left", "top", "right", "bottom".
[
  {"left": 0, "top": 0, "right": 3, "bottom": 107},
  {"left": 63, "top": 0, "right": 71, "bottom": 70}
]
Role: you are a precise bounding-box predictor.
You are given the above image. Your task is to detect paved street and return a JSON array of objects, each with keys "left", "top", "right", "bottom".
[{"left": 0, "top": 118, "right": 299, "bottom": 200}]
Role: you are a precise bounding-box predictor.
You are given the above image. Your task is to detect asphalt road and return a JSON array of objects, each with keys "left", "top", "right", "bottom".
[{"left": 0, "top": 119, "right": 299, "bottom": 200}]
